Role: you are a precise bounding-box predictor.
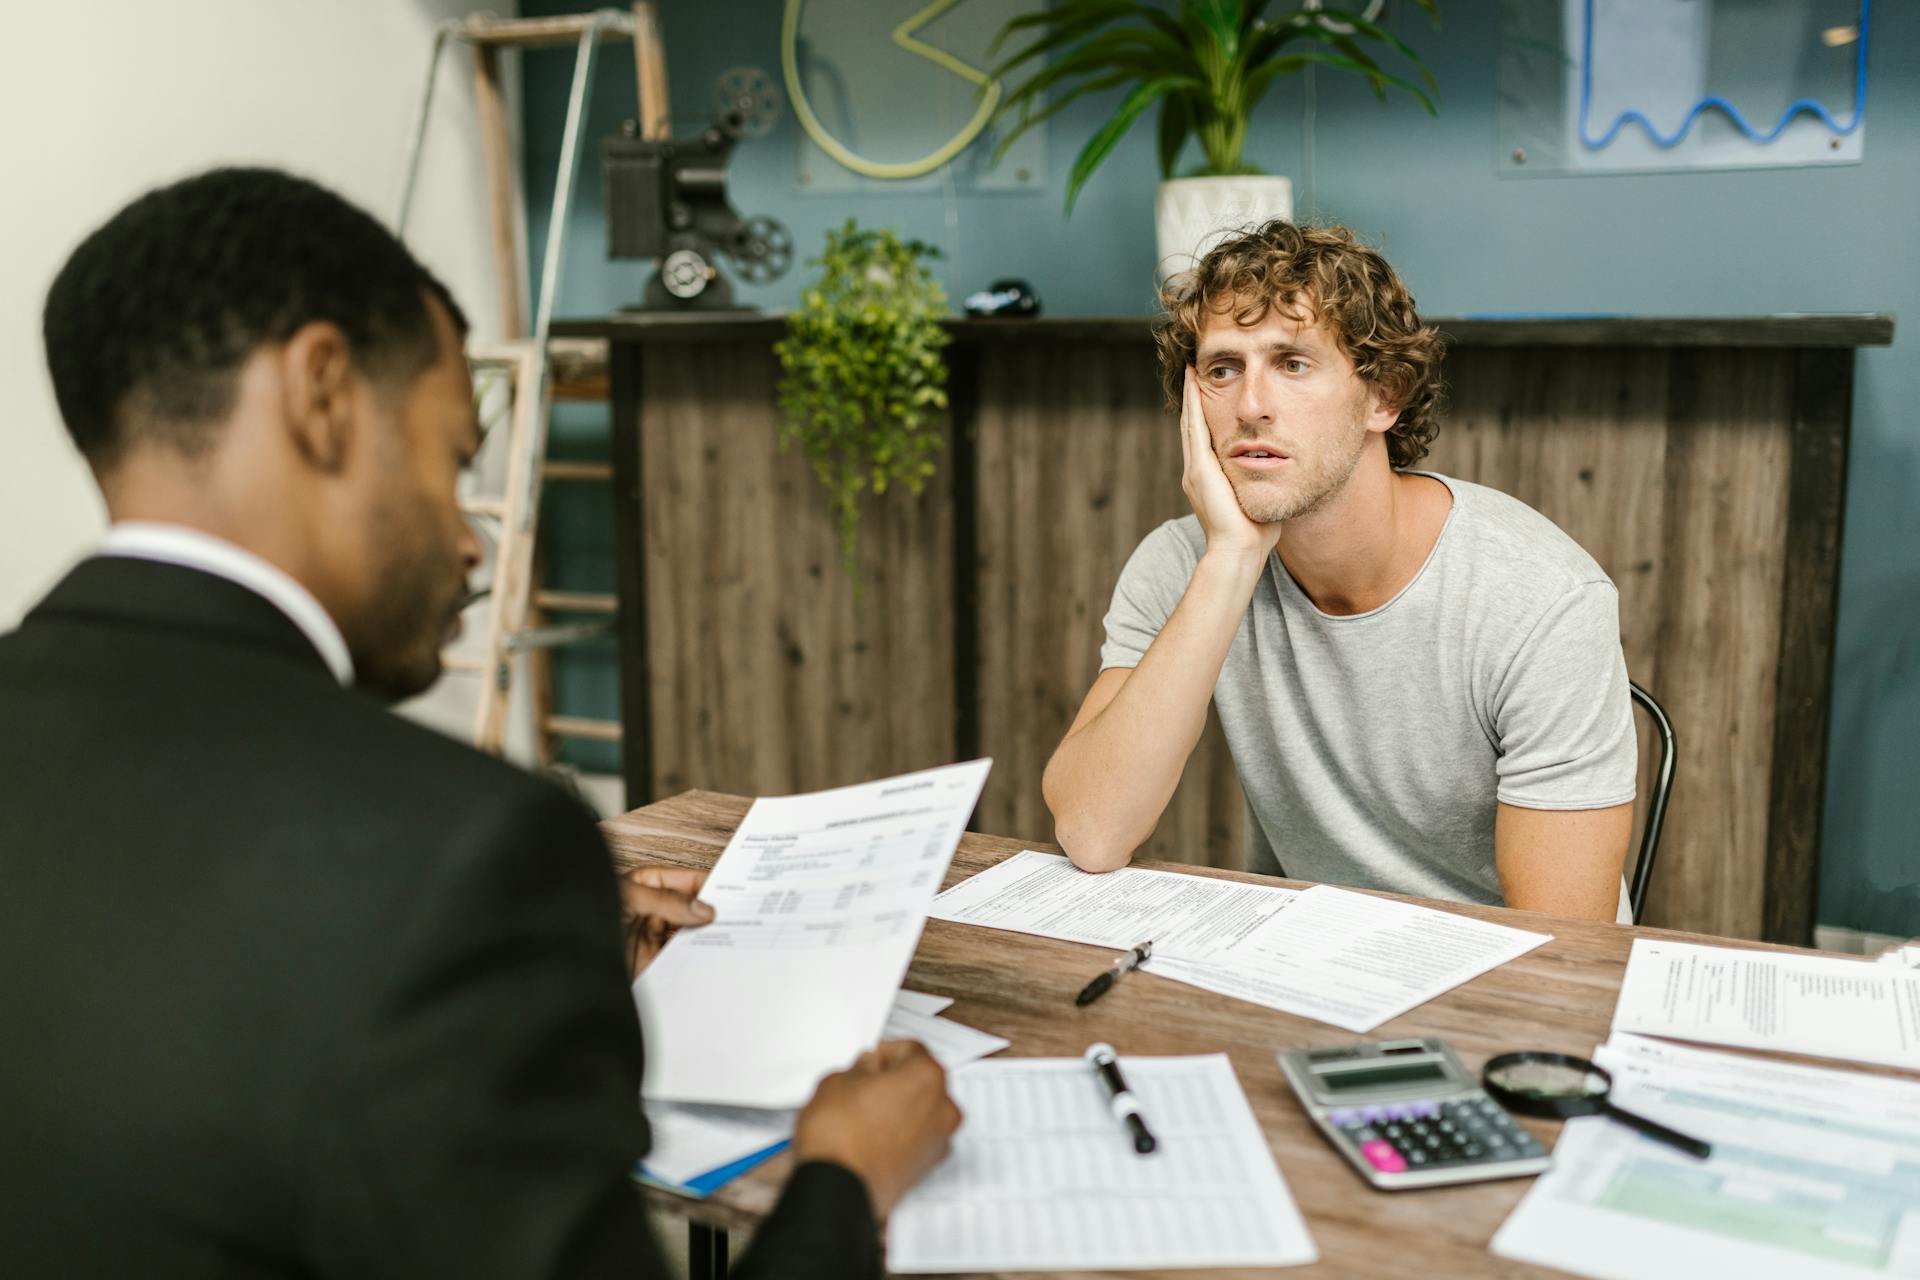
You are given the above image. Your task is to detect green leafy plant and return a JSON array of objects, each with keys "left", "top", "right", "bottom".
[
  {"left": 775, "top": 220, "right": 951, "bottom": 578},
  {"left": 990, "top": 0, "right": 1440, "bottom": 212}
]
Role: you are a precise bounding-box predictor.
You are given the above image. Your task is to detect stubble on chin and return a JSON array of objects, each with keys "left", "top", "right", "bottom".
[
  {"left": 1224, "top": 458, "right": 1349, "bottom": 525},
  {"left": 1219, "top": 411, "right": 1370, "bottom": 525}
]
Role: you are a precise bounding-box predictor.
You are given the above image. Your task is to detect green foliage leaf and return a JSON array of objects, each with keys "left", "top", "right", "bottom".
[
  {"left": 989, "top": 1, "right": 1443, "bottom": 196},
  {"left": 1296, "top": 8, "right": 1439, "bottom": 96},
  {"left": 1186, "top": 0, "right": 1244, "bottom": 61},
  {"left": 1066, "top": 75, "right": 1199, "bottom": 212},
  {"left": 997, "top": 28, "right": 1197, "bottom": 116},
  {"left": 774, "top": 222, "right": 951, "bottom": 583},
  {"left": 1157, "top": 90, "right": 1194, "bottom": 180}
]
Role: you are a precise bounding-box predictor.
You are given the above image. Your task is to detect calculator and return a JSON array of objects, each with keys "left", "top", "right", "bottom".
[{"left": 1278, "top": 1037, "right": 1551, "bottom": 1189}]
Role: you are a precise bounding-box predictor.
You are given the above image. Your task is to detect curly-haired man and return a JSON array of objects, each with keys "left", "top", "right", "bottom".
[{"left": 1043, "top": 221, "right": 1637, "bottom": 922}]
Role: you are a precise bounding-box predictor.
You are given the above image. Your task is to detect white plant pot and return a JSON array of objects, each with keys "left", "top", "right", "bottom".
[{"left": 1155, "top": 175, "right": 1294, "bottom": 281}]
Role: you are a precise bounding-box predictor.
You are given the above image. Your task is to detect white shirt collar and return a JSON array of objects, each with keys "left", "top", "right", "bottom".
[{"left": 97, "top": 522, "right": 354, "bottom": 686}]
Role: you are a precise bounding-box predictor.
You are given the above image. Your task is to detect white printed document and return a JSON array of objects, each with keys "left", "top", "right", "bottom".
[
  {"left": 1881, "top": 945, "right": 1920, "bottom": 971},
  {"left": 932, "top": 853, "right": 1550, "bottom": 1032},
  {"left": 1610, "top": 938, "right": 1920, "bottom": 1071},
  {"left": 634, "top": 760, "right": 991, "bottom": 1107},
  {"left": 881, "top": 1003, "right": 1009, "bottom": 1070},
  {"left": 1492, "top": 1033, "right": 1920, "bottom": 1279},
  {"left": 639, "top": 1101, "right": 795, "bottom": 1194},
  {"left": 639, "top": 990, "right": 1006, "bottom": 1194},
  {"left": 887, "top": 1054, "right": 1317, "bottom": 1272},
  {"left": 1150, "top": 884, "right": 1553, "bottom": 1032},
  {"left": 929, "top": 849, "right": 1299, "bottom": 958}
]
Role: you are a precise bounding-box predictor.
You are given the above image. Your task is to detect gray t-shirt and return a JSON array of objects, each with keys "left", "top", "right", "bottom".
[{"left": 1100, "top": 472, "right": 1636, "bottom": 907}]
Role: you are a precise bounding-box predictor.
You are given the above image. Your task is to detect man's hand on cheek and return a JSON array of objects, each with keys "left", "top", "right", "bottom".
[{"left": 1181, "top": 367, "right": 1283, "bottom": 559}]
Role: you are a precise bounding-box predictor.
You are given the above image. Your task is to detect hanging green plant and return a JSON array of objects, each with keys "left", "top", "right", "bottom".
[{"left": 775, "top": 220, "right": 951, "bottom": 578}]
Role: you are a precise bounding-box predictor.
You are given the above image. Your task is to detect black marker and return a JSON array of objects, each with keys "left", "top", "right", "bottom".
[
  {"left": 1075, "top": 940, "right": 1152, "bottom": 1007},
  {"left": 1085, "top": 1041, "right": 1158, "bottom": 1155}
]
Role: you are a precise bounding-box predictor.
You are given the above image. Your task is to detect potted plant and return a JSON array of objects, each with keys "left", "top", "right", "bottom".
[
  {"left": 989, "top": 0, "right": 1438, "bottom": 275},
  {"left": 775, "top": 220, "right": 950, "bottom": 580}
]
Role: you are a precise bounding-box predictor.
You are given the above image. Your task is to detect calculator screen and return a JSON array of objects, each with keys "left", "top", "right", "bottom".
[{"left": 1319, "top": 1060, "right": 1448, "bottom": 1091}]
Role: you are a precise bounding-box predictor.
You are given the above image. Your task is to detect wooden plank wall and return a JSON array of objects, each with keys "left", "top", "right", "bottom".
[
  {"left": 1428, "top": 348, "right": 1792, "bottom": 938},
  {"left": 633, "top": 340, "right": 1801, "bottom": 940},
  {"left": 971, "top": 345, "right": 1245, "bottom": 868},
  {"left": 637, "top": 342, "right": 956, "bottom": 798}
]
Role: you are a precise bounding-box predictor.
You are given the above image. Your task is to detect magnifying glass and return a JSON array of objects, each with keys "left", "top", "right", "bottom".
[{"left": 1482, "top": 1052, "right": 1713, "bottom": 1160}]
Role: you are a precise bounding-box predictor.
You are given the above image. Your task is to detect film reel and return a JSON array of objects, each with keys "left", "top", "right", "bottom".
[
  {"left": 714, "top": 66, "right": 782, "bottom": 139},
  {"left": 727, "top": 215, "right": 794, "bottom": 285}
]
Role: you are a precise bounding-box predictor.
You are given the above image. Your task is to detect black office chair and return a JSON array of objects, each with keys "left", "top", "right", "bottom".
[{"left": 1626, "top": 681, "right": 1676, "bottom": 925}]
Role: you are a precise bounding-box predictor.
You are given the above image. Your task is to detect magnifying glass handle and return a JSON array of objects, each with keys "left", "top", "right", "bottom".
[{"left": 1602, "top": 1101, "right": 1712, "bottom": 1160}]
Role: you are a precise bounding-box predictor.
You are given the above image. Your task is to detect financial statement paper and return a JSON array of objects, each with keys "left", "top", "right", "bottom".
[
  {"left": 1611, "top": 938, "right": 1920, "bottom": 1071},
  {"left": 888, "top": 1054, "right": 1317, "bottom": 1272},
  {"left": 930, "top": 850, "right": 1550, "bottom": 1031},
  {"left": 1493, "top": 1033, "right": 1920, "bottom": 1279},
  {"left": 635, "top": 759, "right": 990, "bottom": 1107}
]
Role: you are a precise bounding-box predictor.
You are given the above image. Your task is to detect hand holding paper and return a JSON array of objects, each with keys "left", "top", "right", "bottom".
[
  {"left": 635, "top": 760, "right": 991, "bottom": 1107},
  {"left": 620, "top": 865, "right": 714, "bottom": 977},
  {"left": 792, "top": 1040, "right": 962, "bottom": 1217}
]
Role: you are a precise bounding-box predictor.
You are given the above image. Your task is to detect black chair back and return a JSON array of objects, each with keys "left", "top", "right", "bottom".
[{"left": 1627, "top": 681, "right": 1676, "bottom": 924}]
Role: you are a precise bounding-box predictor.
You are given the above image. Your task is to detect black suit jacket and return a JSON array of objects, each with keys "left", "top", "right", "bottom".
[{"left": 0, "top": 556, "right": 879, "bottom": 1278}]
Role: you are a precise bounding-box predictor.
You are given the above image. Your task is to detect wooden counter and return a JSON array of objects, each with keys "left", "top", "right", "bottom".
[{"left": 552, "top": 312, "right": 1895, "bottom": 944}]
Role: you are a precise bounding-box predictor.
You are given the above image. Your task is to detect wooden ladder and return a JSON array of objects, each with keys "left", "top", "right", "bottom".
[{"left": 395, "top": 5, "right": 668, "bottom": 763}]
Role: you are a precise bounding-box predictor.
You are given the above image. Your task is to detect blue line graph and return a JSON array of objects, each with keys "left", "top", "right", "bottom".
[{"left": 1579, "top": 0, "right": 1869, "bottom": 151}]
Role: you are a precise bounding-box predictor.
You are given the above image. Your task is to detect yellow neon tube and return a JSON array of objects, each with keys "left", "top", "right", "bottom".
[{"left": 781, "top": 0, "right": 1002, "bottom": 180}]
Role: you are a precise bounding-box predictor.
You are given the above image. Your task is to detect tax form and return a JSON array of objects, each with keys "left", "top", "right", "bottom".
[
  {"left": 634, "top": 760, "right": 990, "bottom": 1107},
  {"left": 931, "top": 852, "right": 1550, "bottom": 1032},
  {"left": 887, "top": 1054, "right": 1317, "bottom": 1272},
  {"left": 1492, "top": 1033, "right": 1920, "bottom": 1279},
  {"left": 928, "top": 849, "right": 1299, "bottom": 958},
  {"left": 1610, "top": 938, "right": 1920, "bottom": 1071},
  {"left": 1149, "top": 884, "right": 1553, "bottom": 1032}
]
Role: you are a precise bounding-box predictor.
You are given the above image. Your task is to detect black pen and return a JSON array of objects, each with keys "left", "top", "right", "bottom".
[
  {"left": 1075, "top": 939, "right": 1152, "bottom": 1007},
  {"left": 1085, "top": 1041, "right": 1158, "bottom": 1154}
]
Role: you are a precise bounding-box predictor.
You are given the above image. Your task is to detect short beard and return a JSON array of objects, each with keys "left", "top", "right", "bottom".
[
  {"left": 350, "top": 488, "right": 463, "bottom": 704},
  {"left": 1224, "top": 405, "right": 1370, "bottom": 524}
]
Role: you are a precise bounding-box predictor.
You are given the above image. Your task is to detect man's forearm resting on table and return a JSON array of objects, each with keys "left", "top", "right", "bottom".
[{"left": 1045, "top": 549, "right": 1265, "bottom": 872}]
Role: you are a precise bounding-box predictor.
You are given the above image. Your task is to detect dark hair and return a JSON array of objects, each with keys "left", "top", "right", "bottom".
[
  {"left": 1154, "top": 220, "right": 1446, "bottom": 469},
  {"left": 42, "top": 166, "right": 468, "bottom": 467}
]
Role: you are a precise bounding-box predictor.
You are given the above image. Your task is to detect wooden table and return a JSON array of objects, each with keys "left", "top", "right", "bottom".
[{"left": 603, "top": 789, "right": 1892, "bottom": 1279}]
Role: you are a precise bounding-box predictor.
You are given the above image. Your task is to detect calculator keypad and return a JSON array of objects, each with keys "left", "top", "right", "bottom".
[{"left": 1327, "top": 1096, "right": 1546, "bottom": 1172}]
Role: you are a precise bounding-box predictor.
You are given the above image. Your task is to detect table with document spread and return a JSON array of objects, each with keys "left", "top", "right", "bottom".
[{"left": 602, "top": 789, "right": 1920, "bottom": 1278}]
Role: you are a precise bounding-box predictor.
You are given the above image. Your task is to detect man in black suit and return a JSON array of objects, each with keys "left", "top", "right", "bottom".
[{"left": 0, "top": 167, "right": 958, "bottom": 1278}]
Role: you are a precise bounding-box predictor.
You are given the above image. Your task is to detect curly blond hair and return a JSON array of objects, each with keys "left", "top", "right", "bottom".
[{"left": 1152, "top": 220, "right": 1446, "bottom": 469}]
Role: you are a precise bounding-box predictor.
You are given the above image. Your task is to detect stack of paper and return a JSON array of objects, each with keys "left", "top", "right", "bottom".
[
  {"left": 635, "top": 760, "right": 991, "bottom": 1107},
  {"left": 881, "top": 995, "right": 1011, "bottom": 1070},
  {"left": 928, "top": 848, "right": 1300, "bottom": 959},
  {"left": 888, "top": 1054, "right": 1318, "bottom": 1272},
  {"left": 637, "top": 1100, "right": 796, "bottom": 1197},
  {"left": 1492, "top": 1033, "right": 1920, "bottom": 1279},
  {"left": 637, "top": 989, "right": 1009, "bottom": 1196},
  {"left": 1610, "top": 938, "right": 1920, "bottom": 1071},
  {"left": 930, "top": 851, "right": 1551, "bottom": 1032}
]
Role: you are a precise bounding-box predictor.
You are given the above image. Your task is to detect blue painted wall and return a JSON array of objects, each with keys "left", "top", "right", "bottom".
[{"left": 521, "top": 1, "right": 1917, "bottom": 935}]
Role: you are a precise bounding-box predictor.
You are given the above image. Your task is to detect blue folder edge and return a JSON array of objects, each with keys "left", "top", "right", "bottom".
[{"left": 632, "top": 1139, "right": 791, "bottom": 1199}]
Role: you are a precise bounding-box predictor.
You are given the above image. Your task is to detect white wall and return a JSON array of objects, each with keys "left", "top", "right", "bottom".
[
  {"left": 0, "top": 0, "right": 511, "bottom": 625},
  {"left": 1, "top": 0, "right": 524, "bottom": 743}
]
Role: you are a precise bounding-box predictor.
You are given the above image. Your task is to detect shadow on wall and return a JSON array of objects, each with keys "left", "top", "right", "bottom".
[{"left": 1821, "top": 430, "right": 1920, "bottom": 938}]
